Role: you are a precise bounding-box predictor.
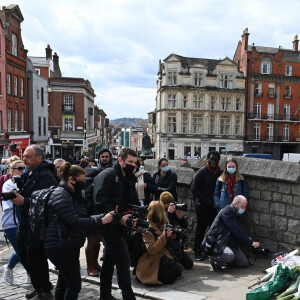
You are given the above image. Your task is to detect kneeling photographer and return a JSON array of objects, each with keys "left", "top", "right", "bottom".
[
  {"left": 201, "top": 195, "right": 260, "bottom": 271},
  {"left": 160, "top": 192, "right": 193, "bottom": 270}
]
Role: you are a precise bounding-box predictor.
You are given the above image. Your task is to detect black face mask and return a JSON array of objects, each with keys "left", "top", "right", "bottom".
[
  {"left": 123, "top": 163, "right": 135, "bottom": 175},
  {"left": 71, "top": 178, "right": 85, "bottom": 193}
]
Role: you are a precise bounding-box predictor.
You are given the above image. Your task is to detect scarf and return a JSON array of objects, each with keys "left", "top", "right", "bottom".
[
  {"left": 206, "top": 162, "right": 220, "bottom": 174},
  {"left": 226, "top": 175, "right": 236, "bottom": 203},
  {"left": 135, "top": 170, "right": 146, "bottom": 200}
]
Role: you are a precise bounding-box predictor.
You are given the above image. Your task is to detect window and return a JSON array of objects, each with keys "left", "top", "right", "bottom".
[
  {"left": 15, "top": 110, "right": 18, "bottom": 131},
  {"left": 267, "top": 123, "right": 273, "bottom": 141},
  {"left": 283, "top": 124, "right": 289, "bottom": 141},
  {"left": 64, "top": 115, "right": 74, "bottom": 131},
  {"left": 210, "top": 97, "right": 216, "bottom": 110},
  {"left": 167, "top": 115, "right": 176, "bottom": 133},
  {"left": 284, "top": 104, "right": 290, "bottom": 120},
  {"left": 168, "top": 94, "right": 176, "bottom": 109},
  {"left": 194, "top": 72, "right": 203, "bottom": 86},
  {"left": 193, "top": 96, "right": 203, "bottom": 109},
  {"left": 284, "top": 85, "right": 291, "bottom": 98},
  {"left": 255, "top": 83, "right": 262, "bottom": 96},
  {"left": 183, "top": 95, "right": 188, "bottom": 108},
  {"left": 7, "top": 109, "right": 11, "bottom": 131},
  {"left": 220, "top": 118, "right": 230, "bottom": 135},
  {"left": 43, "top": 117, "right": 46, "bottom": 136},
  {"left": 38, "top": 117, "right": 41, "bottom": 135},
  {"left": 0, "top": 111, "right": 2, "bottom": 133},
  {"left": 254, "top": 123, "right": 261, "bottom": 140},
  {"left": 184, "top": 145, "right": 191, "bottom": 158},
  {"left": 235, "top": 117, "right": 241, "bottom": 135},
  {"left": 267, "top": 103, "right": 274, "bottom": 120},
  {"left": 268, "top": 84, "right": 275, "bottom": 97},
  {"left": 7, "top": 74, "right": 11, "bottom": 94},
  {"left": 220, "top": 74, "right": 233, "bottom": 89},
  {"left": 41, "top": 87, "right": 44, "bottom": 106},
  {"left": 12, "top": 34, "right": 17, "bottom": 56},
  {"left": 192, "top": 116, "right": 203, "bottom": 134},
  {"left": 182, "top": 115, "right": 187, "bottom": 134},
  {"left": 20, "top": 79, "right": 24, "bottom": 97},
  {"left": 210, "top": 117, "right": 215, "bottom": 134},
  {"left": 254, "top": 103, "right": 261, "bottom": 119},
  {"left": 168, "top": 72, "right": 177, "bottom": 86},
  {"left": 194, "top": 146, "right": 201, "bottom": 158},
  {"left": 261, "top": 57, "right": 271, "bottom": 74},
  {"left": 14, "top": 76, "right": 18, "bottom": 96},
  {"left": 221, "top": 97, "right": 231, "bottom": 111},
  {"left": 64, "top": 94, "right": 74, "bottom": 111},
  {"left": 286, "top": 65, "right": 292, "bottom": 76},
  {"left": 21, "top": 110, "right": 24, "bottom": 131},
  {"left": 236, "top": 98, "right": 241, "bottom": 111}
]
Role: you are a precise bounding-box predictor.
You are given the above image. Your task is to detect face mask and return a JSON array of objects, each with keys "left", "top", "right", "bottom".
[
  {"left": 71, "top": 179, "right": 85, "bottom": 193},
  {"left": 139, "top": 166, "right": 145, "bottom": 171},
  {"left": 238, "top": 208, "right": 245, "bottom": 215},
  {"left": 227, "top": 167, "right": 236, "bottom": 174},
  {"left": 123, "top": 163, "right": 135, "bottom": 175},
  {"left": 161, "top": 166, "right": 170, "bottom": 173}
]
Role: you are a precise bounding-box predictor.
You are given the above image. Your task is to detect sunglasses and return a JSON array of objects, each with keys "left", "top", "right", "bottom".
[{"left": 12, "top": 166, "right": 25, "bottom": 171}]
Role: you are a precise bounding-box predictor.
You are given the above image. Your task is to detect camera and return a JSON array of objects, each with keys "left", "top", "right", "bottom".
[
  {"left": 165, "top": 224, "right": 186, "bottom": 239},
  {"left": 252, "top": 247, "right": 270, "bottom": 256},
  {"left": 174, "top": 203, "right": 187, "bottom": 212},
  {"left": 2, "top": 189, "right": 18, "bottom": 201}
]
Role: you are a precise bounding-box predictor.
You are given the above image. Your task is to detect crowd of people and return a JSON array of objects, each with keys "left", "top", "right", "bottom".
[{"left": 0, "top": 147, "right": 260, "bottom": 300}]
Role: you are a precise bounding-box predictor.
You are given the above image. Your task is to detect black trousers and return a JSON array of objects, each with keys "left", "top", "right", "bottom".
[
  {"left": 100, "top": 228, "right": 135, "bottom": 300},
  {"left": 46, "top": 247, "right": 81, "bottom": 300},
  {"left": 17, "top": 227, "right": 51, "bottom": 292},
  {"left": 194, "top": 202, "right": 217, "bottom": 251}
]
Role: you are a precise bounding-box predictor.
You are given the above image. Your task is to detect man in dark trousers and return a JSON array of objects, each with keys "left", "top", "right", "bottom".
[
  {"left": 191, "top": 150, "right": 222, "bottom": 261},
  {"left": 12, "top": 145, "right": 59, "bottom": 300},
  {"left": 93, "top": 148, "right": 139, "bottom": 300}
]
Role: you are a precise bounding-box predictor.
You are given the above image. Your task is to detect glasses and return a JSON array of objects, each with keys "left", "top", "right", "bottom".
[{"left": 12, "top": 167, "right": 25, "bottom": 171}]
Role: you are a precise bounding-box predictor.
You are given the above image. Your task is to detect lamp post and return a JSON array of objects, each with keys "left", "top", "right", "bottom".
[{"left": 83, "top": 118, "right": 88, "bottom": 155}]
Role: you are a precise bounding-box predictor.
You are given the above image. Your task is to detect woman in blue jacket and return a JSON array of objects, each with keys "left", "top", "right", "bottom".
[{"left": 214, "top": 157, "right": 248, "bottom": 211}]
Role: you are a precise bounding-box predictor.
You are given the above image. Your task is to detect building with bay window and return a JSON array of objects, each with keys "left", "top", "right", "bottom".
[{"left": 155, "top": 54, "right": 246, "bottom": 159}]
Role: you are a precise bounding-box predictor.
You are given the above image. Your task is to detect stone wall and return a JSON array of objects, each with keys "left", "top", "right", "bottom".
[{"left": 144, "top": 157, "right": 300, "bottom": 252}]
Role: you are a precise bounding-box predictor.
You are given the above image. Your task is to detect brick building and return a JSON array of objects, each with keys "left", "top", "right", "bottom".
[{"left": 234, "top": 28, "right": 300, "bottom": 159}]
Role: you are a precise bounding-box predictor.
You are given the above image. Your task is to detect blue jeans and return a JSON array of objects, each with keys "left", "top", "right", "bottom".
[{"left": 4, "top": 227, "right": 20, "bottom": 269}]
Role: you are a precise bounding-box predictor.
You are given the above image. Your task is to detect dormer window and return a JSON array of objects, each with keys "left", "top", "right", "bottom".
[
  {"left": 220, "top": 74, "right": 233, "bottom": 89},
  {"left": 168, "top": 72, "right": 177, "bottom": 86},
  {"left": 261, "top": 57, "right": 272, "bottom": 74},
  {"left": 194, "top": 72, "right": 203, "bottom": 86}
]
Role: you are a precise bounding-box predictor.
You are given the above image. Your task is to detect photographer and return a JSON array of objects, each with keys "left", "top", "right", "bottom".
[
  {"left": 93, "top": 148, "right": 139, "bottom": 300},
  {"left": 160, "top": 192, "right": 193, "bottom": 269},
  {"left": 201, "top": 195, "right": 260, "bottom": 271}
]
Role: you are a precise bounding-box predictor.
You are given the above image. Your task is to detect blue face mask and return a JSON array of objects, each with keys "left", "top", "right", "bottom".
[
  {"left": 139, "top": 166, "right": 145, "bottom": 171},
  {"left": 238, "top": 208, "right": 245, "bottom": 215},
  {"left": 227, "top": 167, "right": 236, "bottom": 174},
  {"left": 161, "top": 166, "right": 170, "bottom": 173}
]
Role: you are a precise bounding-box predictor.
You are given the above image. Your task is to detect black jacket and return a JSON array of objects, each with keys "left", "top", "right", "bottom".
[
  {"left": 153, "top": 170, "right": 177, "bottom": 202},
  {"left": 191, "top": 165, "right": 222, "bottom": 207},
  {"left": 201, "top": 204, "right": 253, "bottom": 255},
  {"left": 19, "top": 161, "right": 59, "bottom": 247},
  {"left": 44, "top": 184, "right": 104, "bottom": 249},
  {"left": 167, "top": 212, "right": 188, "bottom": 229},
  {"left": 93, "top": 161, "right": 139, "bottom": 215}
]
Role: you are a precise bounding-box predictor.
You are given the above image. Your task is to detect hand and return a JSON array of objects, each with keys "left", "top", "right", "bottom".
[
  {"left": 120, "top": 214, "right": 136, "bottom": 227},
  {"left": 252, "top": 241, "right": 260, "bottom": 248},
  {"left": 163, "top": 227, "right": 173, "bottom": 239},
  {"left": 11, "top": 191, "right": 24, "bottom": 205},
  {"left": 175, "top": 209, "right": 184, "bottom": 219},
  {"left": 101, "top": 211, "right": 114, "bottom": 224},
  {"left": 168, "top": 203, "right": 176, "bottom": 214},
  {"left": 144, "top": 183, "right": 147, "bottom": 188}
]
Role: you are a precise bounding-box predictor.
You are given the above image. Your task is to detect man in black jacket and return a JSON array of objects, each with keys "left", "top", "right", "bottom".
[
  {"left": 12, "top": 145, "right": 59, "bottom": 300},
  {"left": 191, "top": 150, "right": 222, "bottom": 261},
  {"left": 93, "top": 148, "right": 139, "bottom": 300}
]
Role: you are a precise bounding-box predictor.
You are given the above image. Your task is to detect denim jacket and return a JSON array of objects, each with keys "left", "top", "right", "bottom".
[{"left": 213, "top": 177, "right": 248, "bottom": 211}]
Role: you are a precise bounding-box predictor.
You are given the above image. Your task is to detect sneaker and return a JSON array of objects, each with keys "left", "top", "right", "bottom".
[
  {"left": 25, "top": 290, "right": 37, "bottom": 299},
  {"left": 24, "top": 276, "right": 32, "bottom": 284},
  {"left": 3, "top": 264, "right": 14, "bottom": 284},
  {"left": 195, "top": 251, "right": 205, "bottom": 261},
  {"left": 209, "top": 256, "right": 222, "bottom": 271},
  {"left": 31, "top": 290, "right": 53, "bottom": 300}
]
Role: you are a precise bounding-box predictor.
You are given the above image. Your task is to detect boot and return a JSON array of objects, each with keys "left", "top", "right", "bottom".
[
  {"left": 93, "top": 244, "right": 102, "bottom": 272},
  {"left": 85, "top": 248, "right": 99, "bottom": 277}
]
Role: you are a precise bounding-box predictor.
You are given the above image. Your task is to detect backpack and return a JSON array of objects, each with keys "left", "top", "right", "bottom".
[
  {"left": 29, "top": 186, "right": 57, "bottom": 241},
  {"left": 127, "top": 227, "right": 156, "bottom": 271}
]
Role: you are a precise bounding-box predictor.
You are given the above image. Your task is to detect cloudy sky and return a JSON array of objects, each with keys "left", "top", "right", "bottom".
[{"left": 2, "top": 0, "right": 300, "bottom": 119}]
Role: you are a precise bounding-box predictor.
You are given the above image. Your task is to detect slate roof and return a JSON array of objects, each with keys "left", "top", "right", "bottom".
[{"left": 247, "top": 45, "right": 294, "bottom": 54}]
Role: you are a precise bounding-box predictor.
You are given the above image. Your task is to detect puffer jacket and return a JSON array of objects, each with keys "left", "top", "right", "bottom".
[
  {"left": 153, "top": 169, "right": 177, "bottom": 202},
  {"left": 44, "top": 183, "right": 104, "bottom": 249},
  {"left": 214, "top": 177, "right": 248, "bottom": 211}
]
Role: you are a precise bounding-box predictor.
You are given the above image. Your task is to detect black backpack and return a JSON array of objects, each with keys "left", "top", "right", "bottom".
[{"left": 29, "top": 186, "right": 57, "bottom": 241}]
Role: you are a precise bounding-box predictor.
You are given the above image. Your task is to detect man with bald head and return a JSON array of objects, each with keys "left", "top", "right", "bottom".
[{"left": 201, "top": 195, "right": 260, "bottom": 271}]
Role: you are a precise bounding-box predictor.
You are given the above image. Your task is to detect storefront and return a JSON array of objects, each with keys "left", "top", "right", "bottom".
[{"left": 9, "top": 134, "right": 31, "bottom": 159}]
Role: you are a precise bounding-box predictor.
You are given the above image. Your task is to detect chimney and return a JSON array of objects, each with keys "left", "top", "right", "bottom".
[
  {"left": 45, "top": 44, "right": 52, "bottom": 60},
  {"left": 241, "top": 28, "right": 250, "bottom": 51},
  {"left": 52, "top": 52, "right": 62, "bottom": 77},
  {"left": 293, "top": 35, "right": 299, "bottom": 51}
]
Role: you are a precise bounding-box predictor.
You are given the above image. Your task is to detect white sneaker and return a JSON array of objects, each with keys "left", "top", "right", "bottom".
[
  {"left": 24, "top": 276, "right": 31, "bottom": 284},
  {"left": 3, "top": 264, "right": 14, "bottom": 284}
]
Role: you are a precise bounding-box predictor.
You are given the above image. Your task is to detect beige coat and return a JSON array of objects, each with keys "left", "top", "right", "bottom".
[{"left": 136, "top": 222, "right": 183, "bottom": 285}]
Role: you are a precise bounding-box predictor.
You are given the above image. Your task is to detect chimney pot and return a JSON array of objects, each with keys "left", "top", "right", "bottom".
[{"left": 293, "top": 35, "right": 299, "bottom": 51}]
